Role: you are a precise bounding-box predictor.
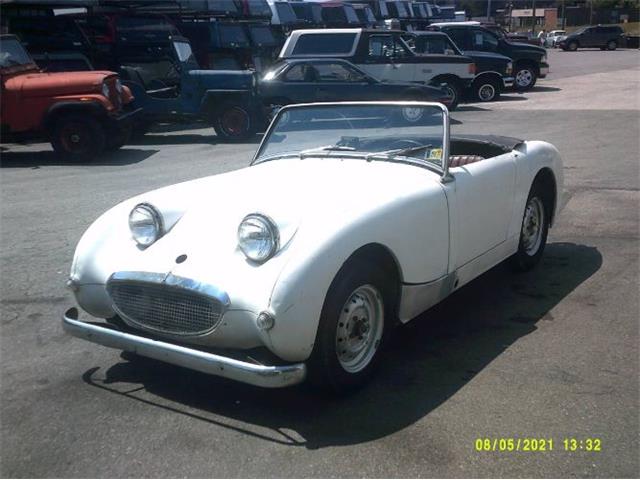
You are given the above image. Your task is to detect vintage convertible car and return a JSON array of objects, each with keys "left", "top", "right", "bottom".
[{"left": 63, "top": 102, "right": 563, "bottom": 393}]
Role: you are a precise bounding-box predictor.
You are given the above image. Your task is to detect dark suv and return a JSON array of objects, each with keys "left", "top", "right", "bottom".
[
  {"left": 559, "top": 25, "right": 624, "bottom": 51},
  {"left": 429, "top": 22, "right": 549, "bottom": 91}
]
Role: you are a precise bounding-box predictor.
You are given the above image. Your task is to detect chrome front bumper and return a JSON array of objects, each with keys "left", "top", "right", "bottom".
[
  {"left": 62, "top": 308, "right": 307, "bottom": 388},
  {"left": 502, "top": 76, "right": 515, "bottom": 88}
]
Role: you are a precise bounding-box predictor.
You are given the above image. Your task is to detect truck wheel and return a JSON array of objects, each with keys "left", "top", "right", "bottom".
[
  {"left": 213, "top": 104, "right": 254, "bottom": 142},
  {"left": 51, "top": 115, "right": 106, "bottom": 161},
  {"left": 514, "top": 65, "right": 537, "bottom": 91},
  {"left": 473, "top": 76, "right": 501, "bottom": 102},
  {"left": 606, "top": 40, "right": 617, "bottom": 50},
  {"left": 509, "top": 182, "right": 550, "bottom": 272},
  {"left": 308, "top": 260, "right": 391, "bottom": 394},
  {"left": 105, "top": 125, "right": 132, "bottom": 151}
]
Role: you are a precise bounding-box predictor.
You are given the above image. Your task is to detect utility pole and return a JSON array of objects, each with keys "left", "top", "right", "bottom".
[
  {"left": 561, "top": 0, "right": 566, "bottom": 29},
  {"left": 531, "top": 0, "right": 537, "bottom": 35},
  {"left": 486, "top": 0, "right": 492, "bottom": 22}
]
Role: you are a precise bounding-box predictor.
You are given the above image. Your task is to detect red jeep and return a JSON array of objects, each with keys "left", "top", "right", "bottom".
[{"left": 1, "top": 35, "right": 139, "bottom": 161}]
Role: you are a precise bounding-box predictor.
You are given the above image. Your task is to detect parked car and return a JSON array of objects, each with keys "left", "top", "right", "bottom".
[
  {"left": 279, "top": 28, "right": 476, "bottom": 108},
  {"left": 120, "top": 37, "right": 262, "bottom": 141},
  {"left": 407, "top": 31, "right": 514, "bottom": 102},
  {"left": 0, "top": 35, "right": 139, "bottom": 160},
  {"left": 558, "top": 25, "right": 624, "bottom": 51},
  {"left": 429, "top": 22, "right": 548, "bottom": 91},
  {"left": 544, "top": 30, "right": 567, "bottom": 48},
  {"left": 259, "top": 58, "right": 453, "bottom": 114},
  {"left": 63, "top": 101, "right": 563, "bottom": 393}
]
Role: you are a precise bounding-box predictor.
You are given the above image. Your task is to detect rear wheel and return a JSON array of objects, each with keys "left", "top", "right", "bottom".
[
  {"left": 473, "top": 76, "right": 501, "bottom": 102},
  {"left": 606, "top": 40, "right": 617, "bottom": 50},
  {"left": 567, "top": 41, "right": 578, "bottom": 51},
  {"left": 509, "top": 182, "right": 550, "bottom": 271},
  {"left": 213, "top": 103, "right": 254, "bottom": 142},
  {"left": 51, "top": 114, "right": 106, "bottom": 161},
  {"left": 308, "top": 261, "right": 392, "bottom": 394},
  {"left": 437, "top": 80, "right": 460, "bottom": 110}
]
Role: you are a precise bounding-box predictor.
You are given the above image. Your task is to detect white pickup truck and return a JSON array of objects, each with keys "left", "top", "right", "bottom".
[{"left": 279, "top": 28, "right": 476, "bottom": 108}]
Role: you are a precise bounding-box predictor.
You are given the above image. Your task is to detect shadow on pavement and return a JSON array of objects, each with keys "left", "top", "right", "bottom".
[
  {"left": 528, "top": 86, "right": 563, "bottom": 93},
  {"left": 0, "top": 148, "right": 158, "bottom": 168},
  {"left": 83, "top": 242, "right": 602, "bottom": 449},
  {"left": 130, "top": 133, "right": 262, "bottom": 146}
]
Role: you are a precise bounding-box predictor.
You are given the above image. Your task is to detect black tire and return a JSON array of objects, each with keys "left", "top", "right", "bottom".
[
  {"left": 606, "top": 40, "right": 617, "bottom": 50},
  {"left": 513, "top": 64, "right": 538, "bottom": 91},
  {"left": 432, "top": 79, "right": 460, "bottom": 110},
  {"left": 567, "top": 41, "right": 578, "bottom": 51},
  {"left": 473, "top": 76, "right": 501, "bottom": 102},
  {"left": 213, "top": 103, "right": 254, "bottom": 142},
  {"left": 307, "top": 260, "right": 394, "bottom": 394},
  {"left": 509, "top": 181, "right": 551, "bottom": 272},
  {"left": 105, "top": 125, "right": 132, "bottom": 151},
  {"left": 50, "top": 114, "right": 106, "bottom": 161}
]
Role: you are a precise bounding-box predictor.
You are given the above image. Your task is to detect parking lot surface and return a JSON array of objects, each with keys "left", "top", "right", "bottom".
[{"left": 1, "top": 49, "right": 638, "bottom": 477}]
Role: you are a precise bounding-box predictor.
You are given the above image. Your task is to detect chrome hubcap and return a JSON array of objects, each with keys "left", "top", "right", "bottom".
[
  {"left": 335, "top": 284, "right": 384, "bottom": 373},
  {"left": 516, "top": 69, "right": 533, "bottom": 87},
  {"left": 522, "top": 197, "right": 544, "bottom": 255},
  {"left": 479, "top": 84, "right": 496, "bottom": 101}
]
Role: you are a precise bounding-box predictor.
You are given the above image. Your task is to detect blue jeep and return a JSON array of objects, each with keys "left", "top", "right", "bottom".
[{"left": 120, "top": 37, "right": 263, "bottom": 141}]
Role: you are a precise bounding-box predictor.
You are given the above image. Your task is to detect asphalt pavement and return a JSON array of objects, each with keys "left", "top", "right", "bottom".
[{"left": 1, "top": 48, "right": 638, "bottom": 478}]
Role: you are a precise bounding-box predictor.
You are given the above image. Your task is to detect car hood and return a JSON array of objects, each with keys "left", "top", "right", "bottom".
[
  {"left": 505, "top": 41, "right": 546, "bottom": 53},
  {"left": 127, "top": 157, "right": 441, "bottom": 254},
  {"left": 463, "top": 50, "right": 512, "bottom": 62},
  {"left": 4, "top": 70, "right": 116, "bottom": 97}
]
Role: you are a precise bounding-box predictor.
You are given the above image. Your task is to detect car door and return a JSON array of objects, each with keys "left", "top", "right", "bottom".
[
  {"left": 449, "top": 153, "right": 517, "bottom": 269},
  {"left": 581, "top": 27, "right": 597, "bottom": 47},
  {"left": 361, "top": 33, "right": 415, "bottom": 82},
  {"left": 312, "top": 62, "right": 372, "bottom": 101},
  {"left": 270, "top": 62, "right": 319, "bottom": 103}
]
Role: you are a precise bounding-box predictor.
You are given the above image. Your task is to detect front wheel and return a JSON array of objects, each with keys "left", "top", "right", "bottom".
[
  {"left": 514, "top": 65, "right": 538, "bottom": 91},
  {"left": 473, "top": 76, "right": 501, "bottom": 102},
  {"left": 51, "top": 114, "right": 106, "bottom": 161},
  {"left": 308, "top": 261, "right": 392, "bottom": 394},
  {"left": 213, "top": 103, "right": 255, "bottom": 142},
  {"left": 567, "top": 41, "right": 578, "bottom": 51},
  {"left": 606, "top": 40, "right": 617, "bottom": 50},
  {"left": 509, "top": 183, "right": 550, "bottom": 271}
]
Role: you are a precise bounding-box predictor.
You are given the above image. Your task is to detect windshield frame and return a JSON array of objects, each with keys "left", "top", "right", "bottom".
[
  {"left": 0, "top": 36, "right": 38, "bottom": 73},
  {"left": 251, "top": 101, "right": 451, "bottom": 179}
]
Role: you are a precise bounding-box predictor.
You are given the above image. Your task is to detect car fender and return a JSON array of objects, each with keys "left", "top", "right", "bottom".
[{"left": 266, "top": 180, "right": 450, "bottom": 362}]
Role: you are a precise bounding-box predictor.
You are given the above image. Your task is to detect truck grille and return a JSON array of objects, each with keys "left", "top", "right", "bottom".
[{"left": 107, "top": 280, "right": 224, "bottom": 336}]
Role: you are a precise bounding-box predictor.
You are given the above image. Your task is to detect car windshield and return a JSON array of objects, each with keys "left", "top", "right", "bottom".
[
  {"left": 254, "top": 104, "right": 446, "bottom": 171},
  {"left": 0, "top": 38, "right": 35, "bottom": 69}
]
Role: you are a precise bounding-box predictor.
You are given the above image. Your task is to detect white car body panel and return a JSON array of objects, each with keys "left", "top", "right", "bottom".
[{"left": 69, "top": 107, "right": 563, "bottom": 364}]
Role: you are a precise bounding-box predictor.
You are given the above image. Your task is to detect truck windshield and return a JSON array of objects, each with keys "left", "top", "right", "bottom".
[
  {"left": 254, "top": 103, "right": 446, "bottom": 171},
  {"left": 0, "top": 38, "right": 35, "bottom": 68}
]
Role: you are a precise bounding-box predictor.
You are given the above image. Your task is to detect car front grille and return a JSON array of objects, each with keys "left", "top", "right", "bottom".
[{"left": 107, "top": 280, "right": 224, "bottom": 336}]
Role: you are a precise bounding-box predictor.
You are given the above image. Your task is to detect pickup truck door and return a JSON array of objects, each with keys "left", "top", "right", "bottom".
[
  {"left": 448, "top": 153, "right": 517, "bottom": 269},
  {"left": 359, "top": 33, "right": 415, "bottom": 82}
]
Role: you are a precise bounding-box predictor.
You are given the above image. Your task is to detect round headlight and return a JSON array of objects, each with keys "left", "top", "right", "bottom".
[
  {"left": 101, "top": 82, "right": 110, "bottom": 98},
  {"left": 238, "top": 214, "right": 279, "bottom": 263},
  {"left": 129, "top": 203, "right": 163, "bottom": 247},
  {"left": 114, "top": 78, "right": 123, "bottom": 93}
]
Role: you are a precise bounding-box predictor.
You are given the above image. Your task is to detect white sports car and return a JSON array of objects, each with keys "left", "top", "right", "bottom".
[{"left": 63, "top": 102, "right": 563, "bottom": 393}]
